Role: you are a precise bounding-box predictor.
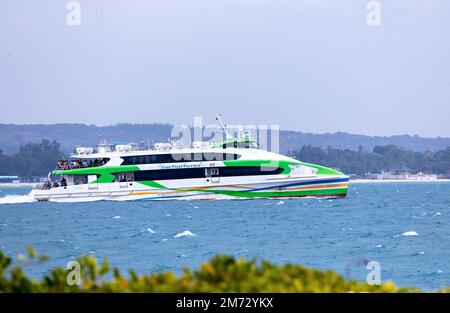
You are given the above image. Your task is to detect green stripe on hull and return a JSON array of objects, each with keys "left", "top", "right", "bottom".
[
  {"left": 299, "top": 162, "right": 344, "bottom": 176},
  {"left": 132, "top": 180, "right": 347, "bottom": 198},
  {"left": 223, "top": 159, "right": 344, "bottom": 176}
]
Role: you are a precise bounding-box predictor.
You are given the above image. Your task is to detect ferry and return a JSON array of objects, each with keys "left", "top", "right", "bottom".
[{"left": 31, "top": 116, "right": 349, "bottom": 201}]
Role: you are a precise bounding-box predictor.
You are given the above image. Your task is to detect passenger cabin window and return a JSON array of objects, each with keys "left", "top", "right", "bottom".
[
  {"left": 121, "top": 153, "right": 240, "bottom": 165},
  {"left": 115, "top": 172, "right": 134, "bottom": 182},
  {"left": 130, "top": 166, "right": 283, "bottom": 181},
  {"left": 51, "top": 174, "right": 89, "bottom": 187}
]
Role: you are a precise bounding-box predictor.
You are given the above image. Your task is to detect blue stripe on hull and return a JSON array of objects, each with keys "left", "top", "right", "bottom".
[
  {"left": 244, "top": 177, "right": 349, "bottom": 192},
  {"left": 135, "top": 193, "right": 206, "bottom": 201}
]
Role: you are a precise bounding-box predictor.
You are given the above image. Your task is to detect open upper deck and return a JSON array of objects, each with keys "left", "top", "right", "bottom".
[
  {"left": 71, "top": 138, "right": 258, "bottom": 159},
  {"left": 52, "top": 138, "right": 261, "bottom": 172}
]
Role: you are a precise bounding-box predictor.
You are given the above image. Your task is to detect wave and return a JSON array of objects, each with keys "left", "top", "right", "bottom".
[
  {"left": 174, "top": 230, "right": 196, "bottom": 238},
  {"left": 0, "top": 194, "right": 36, "bottom": 204},
  {"left": 401, "top": 231, "right": 419, "bottom": 237},
  {"left": 147, "top": 228, "right": 155, "bottom": 234},
  {"left": 275, "top": 200, "right": 285, "bottom": 205},
  {"left": 393, "top": 230, "right": 419, "bottom": 238}
]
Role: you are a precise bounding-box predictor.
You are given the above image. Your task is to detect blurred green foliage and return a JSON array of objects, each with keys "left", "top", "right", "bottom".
[{"left": 0, "top": 247, "right": 445, "bottom": 293}]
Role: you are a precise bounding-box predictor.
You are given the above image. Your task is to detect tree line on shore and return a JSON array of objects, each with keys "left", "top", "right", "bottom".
[
  {"left": 290, "top": 145, "right": 450, "bottom": 175},
  {"left": 0, "top": 140, "right": 449, "bottom": 177},
  {"left": 0, "top": 140, "right": 65, "bottom": 177}
]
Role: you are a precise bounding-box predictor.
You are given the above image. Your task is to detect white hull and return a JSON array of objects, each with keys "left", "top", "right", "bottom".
[{"left": 31, "top": 174, "right": 349, "bottom": 202}]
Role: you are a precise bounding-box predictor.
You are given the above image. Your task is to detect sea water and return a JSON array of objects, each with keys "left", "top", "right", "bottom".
[{"left": 0, "top": 182, "right": 449, "bottom": 290}]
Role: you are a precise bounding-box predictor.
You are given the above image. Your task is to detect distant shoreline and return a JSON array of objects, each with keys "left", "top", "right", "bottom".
[{"left": 350, "top": 178, "right": 450, "bottom": 183}]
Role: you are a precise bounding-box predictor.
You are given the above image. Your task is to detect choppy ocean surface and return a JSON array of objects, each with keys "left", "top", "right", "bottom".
[{"left": 0, "top": 182, "right": 449, "bottom": 290}]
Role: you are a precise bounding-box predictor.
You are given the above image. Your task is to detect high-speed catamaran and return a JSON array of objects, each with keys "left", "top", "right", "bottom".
[{"left": 31, "top": 116, "right": 349, "bottom": 201}]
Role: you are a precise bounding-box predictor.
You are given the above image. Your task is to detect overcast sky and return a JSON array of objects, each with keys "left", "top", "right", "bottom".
[{"left": 0, "top": 0, "right": 449, "bottom": 137}]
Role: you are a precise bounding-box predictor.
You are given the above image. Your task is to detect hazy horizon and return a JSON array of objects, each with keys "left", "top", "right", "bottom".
[
  {"left": 1, "top": 1, "right": 449, "bottom": 137},
  {"left": 2, "top": 121, "right": 450, "bottom": 139}
]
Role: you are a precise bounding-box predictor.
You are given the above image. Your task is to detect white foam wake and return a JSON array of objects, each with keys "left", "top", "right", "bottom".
[
  {"left": 49, "top": 197, "right": 102, "bottom": 203},
  {"left": 0, "top": 194, "right": 36, "bottom": 204},
  {"left": 174, "top": 230, "right": 196, "bottom": 238}
]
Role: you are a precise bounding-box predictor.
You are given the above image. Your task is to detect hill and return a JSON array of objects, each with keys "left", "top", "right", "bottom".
[{"left": 0, "top": 123, "right": 449, "bottom": 154}]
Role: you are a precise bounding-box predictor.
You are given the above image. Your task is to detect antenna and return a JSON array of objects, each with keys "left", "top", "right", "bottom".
[{"left": 216, "top": 112, "right": 232, "bottom": 139}]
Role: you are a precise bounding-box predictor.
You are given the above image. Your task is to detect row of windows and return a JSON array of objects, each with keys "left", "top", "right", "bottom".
[
  {"left": 119, "top": 166, "right": 283, "bottom": 181},
  {"left": 219, "top": 166, "right": 283, "bottom": 177},
  {"left": 121, "top": 153, "right": 241, "bottom": 165}
]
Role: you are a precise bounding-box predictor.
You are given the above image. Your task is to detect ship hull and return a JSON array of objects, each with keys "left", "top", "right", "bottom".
[{"left": 30, "top": 175, "right": 349, "bottom": 202}]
